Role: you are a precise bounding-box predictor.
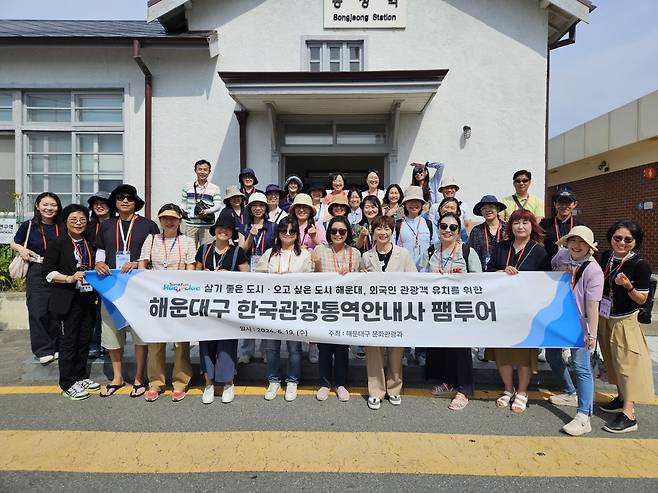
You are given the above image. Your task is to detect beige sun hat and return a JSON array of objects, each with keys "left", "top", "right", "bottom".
[
  {"left": 438, "top": 177, "right": 460, "bottom": 192},
  {"left": 223, "top": 185, "right": 245, "bottom": 206},
  {"left": 289, "top": 193, "right": 316, "bottom": 213},
  {"left": 401, "top": 185, "right": 426, "bottom": 204},
  {"left": 556, "top": 225, "right": 598, "bottom": 251},
  {"left": 328, "top": 194, "right": 349, "bottom": 215}
]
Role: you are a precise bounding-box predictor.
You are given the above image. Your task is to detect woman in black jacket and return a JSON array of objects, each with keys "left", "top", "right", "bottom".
[{"left": 43, "top": 204, "right": 101, "bottom": 401}]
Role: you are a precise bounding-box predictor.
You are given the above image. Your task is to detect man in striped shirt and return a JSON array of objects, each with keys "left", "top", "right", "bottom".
[{"left": 180, "top": 159, "right": 222, "bottom": 248}]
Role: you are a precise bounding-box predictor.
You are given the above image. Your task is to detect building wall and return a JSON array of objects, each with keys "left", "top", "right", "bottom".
[{"left": 547, "top": 164, "right": 658, "bottom": 271}]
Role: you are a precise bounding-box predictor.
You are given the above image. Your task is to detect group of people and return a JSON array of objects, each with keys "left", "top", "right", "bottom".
[{"left": 10, "top": 158, "right": 655, "bottom": 437}]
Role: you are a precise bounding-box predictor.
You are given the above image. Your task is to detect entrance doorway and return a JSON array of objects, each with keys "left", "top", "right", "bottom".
[{"left": 283, "top": 155, "right": 386, "bottom": 191}]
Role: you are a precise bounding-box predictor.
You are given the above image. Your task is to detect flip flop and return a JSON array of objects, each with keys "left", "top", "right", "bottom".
[
  {"left": 130, "top": 383, "right": 147, "bottom": 398},
  {"left": 99, "top": 383, "right": 125, "bottom": 398}
]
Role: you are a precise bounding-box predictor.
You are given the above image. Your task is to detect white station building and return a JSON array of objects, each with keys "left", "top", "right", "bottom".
[{"left": 0, "top": 0, "right": 591, "bottom": 219}]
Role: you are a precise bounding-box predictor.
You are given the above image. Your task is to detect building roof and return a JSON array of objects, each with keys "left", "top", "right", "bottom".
[{"left": 0, "top": 19, "right": 211, "bottom": 45}]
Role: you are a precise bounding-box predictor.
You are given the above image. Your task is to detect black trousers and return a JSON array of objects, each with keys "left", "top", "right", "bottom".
[
  {"left": 318, "top": 343, "right": 349, "bottom": 388},
  {"left": 58, "top": 291, "right": 97, "bottom": 391},
  {"left": 26, "top": 264, "right": 59, "bottom": 358},
  {"left": 425, "top": 347, "right": 475, "bottom": 397}
]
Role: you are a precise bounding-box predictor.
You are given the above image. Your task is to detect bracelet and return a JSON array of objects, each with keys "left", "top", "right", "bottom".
[{"left": 626, "top": 286, "right": 635, "bottom": 293}]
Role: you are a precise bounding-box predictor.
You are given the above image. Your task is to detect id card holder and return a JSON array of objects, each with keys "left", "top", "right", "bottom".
[
  {"left": 413, "top": 245, "right": 422, "bottom": 258},
  {"left": 484, "top": 256, "right": 491, "bottom": 267},
  {"left": 599, "top": 296, "right": 612, "bottom": 319},
  {"left": 115, "top": 251, "right": 131, "bottom": 269},
  {"left": 250, "top": 255, "right": 262, "bottom": 272},
  {"left": 76, "top": 280, "right": 93, "bottom": 293}
]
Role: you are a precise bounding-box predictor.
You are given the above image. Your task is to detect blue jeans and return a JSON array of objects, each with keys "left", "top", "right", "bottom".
[
  {"left": 546, "top": 347, "right": 593, "bottom": 416},
  {"left": 264, "top": 340, "right": 302, "bottom": 384}
]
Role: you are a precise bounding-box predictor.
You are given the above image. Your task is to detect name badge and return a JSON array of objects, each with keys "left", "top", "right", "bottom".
[
  {"left": 76, "top": 280, "right": 93, "bottom": 293},
  {"left": 250, "top": 255, "right": 262, "bottom": 272},
  {"left": 484, "top": 256, "right": 491, "bottom": 267},
  {"left": 599, "top": 296, "right": 612, "bottom": 319},
  {"left": 413, "top": 245, "right": 422, "bottom": 258},
  {"left": 115, "top": 251, "right": 131, "bottom": 269}
]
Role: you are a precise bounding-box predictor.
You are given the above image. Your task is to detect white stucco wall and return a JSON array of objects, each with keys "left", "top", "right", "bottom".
[{"left": 0, "top": 0, "right": 549, "bottom": 217}]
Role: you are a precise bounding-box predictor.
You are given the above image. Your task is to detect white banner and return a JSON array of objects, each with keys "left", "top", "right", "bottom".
[
  {"left": 324, "top": 0, "right": 407, "bottom": 29},
  {"left": 86, "top": 270, "right": 584, "bottom": 348}
]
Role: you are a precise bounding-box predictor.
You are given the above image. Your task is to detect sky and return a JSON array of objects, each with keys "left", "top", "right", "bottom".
[{"left": 3, "top": 0, "right": 657, "bottom": 138}]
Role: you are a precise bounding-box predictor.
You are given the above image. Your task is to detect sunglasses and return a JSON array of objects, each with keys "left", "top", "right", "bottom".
[
  {"left": 514, "top": 179, "right": 530, "bottom": 184},
  {"left": 612, "top": 235, "right": 634, "bottom": 244},
  {"left": 116, "top": 194, "right": 135, "bottom": 202},
  {"left": 330, "top": 228, "right": 348, "bottom": 236},
  {"left": 414, "top": 168, "right": 426, "bottom": 175},
  {"left": 279, "top": 230, "right": 298, "bottom": 237},
  {"left": 439, "top": 223, "right": 459, "bottom": 232}
]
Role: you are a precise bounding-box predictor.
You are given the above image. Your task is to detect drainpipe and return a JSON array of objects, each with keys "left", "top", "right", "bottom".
[
  {"left": 132, "top": 39, "right": 153, "bottom": 218},
  {"left": 234, "top": 109, "right": 249, "bottom": 171}
]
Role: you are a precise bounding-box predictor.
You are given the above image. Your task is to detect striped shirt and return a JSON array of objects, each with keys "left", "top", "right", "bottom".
[
  {"left": 180, "top": 181, "right": 222, "bottom": 225},
  {"left": 139, "top": 233, "right": 196, "bottom": 270}
]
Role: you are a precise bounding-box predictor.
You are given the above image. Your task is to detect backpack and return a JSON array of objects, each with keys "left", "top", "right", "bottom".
[
  {"left": 427, "top": 243, "right": 471, "bottom": 271},
  {"left": 638, "top": 276, "right": 656, "bottom": 324},
  {"left": 395, "top": 217, "right": 435, "bottom": 257}
]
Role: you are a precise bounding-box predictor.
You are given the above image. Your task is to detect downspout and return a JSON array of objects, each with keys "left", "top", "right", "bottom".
[
  {"left": 234, "top": 109, "right": 249, "bottom": 171},
  {"left": 132, "top": 39, "right": 153, "bottom": 218}
]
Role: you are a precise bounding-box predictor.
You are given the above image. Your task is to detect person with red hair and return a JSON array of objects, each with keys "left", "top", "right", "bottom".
[{"left": 485, "top": 209, "right": 550, "bottom": 413}]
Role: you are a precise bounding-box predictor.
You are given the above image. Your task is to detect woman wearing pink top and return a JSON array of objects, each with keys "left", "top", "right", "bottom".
[{"left": 289, "top": 193, "right": 326, "bottom": 251}]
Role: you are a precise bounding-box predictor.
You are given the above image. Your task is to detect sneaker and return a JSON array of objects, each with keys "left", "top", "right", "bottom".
[
  {"left": 38, "top": 354, "right": 55, "bottom": 365},
  {"left": 549, "top": 392, "right": 578, "bottom": 407},
  {"left": 389, "top": 395, "right": 402, "bottom": 406},
  {"left": 402, "top": 356, "right": 409, "bottom": 367},
  {"left": 562, "top": 413, "right": 591, "bottom": 436},
  {"left": 367, "top": 396, "right": 381, "bottom": 410},
  {"left": 561, "top": 349, "right": 572, "bottom": 367},
  {"left": 476, "top": 348, "right": 488, "bottom": 362},
  {"left": 201, "top": 384, "right": 215, "bottom": 404},
  {"left": 79, "top": 379, "right": 101, "bottom": 392},
  {"left": 308, "top": 344, "right": 319, "bottom": 364},
  {"left": 599, "top": 396, "right": 623, "bottom": 413},
  {"left": 538, "top": 349, "right": 546, "bottom": 362},
  {"left": 144, "top": 390, "right": 159, "bottom": 402},
  {"left": 62, "top": 382, "right": 90, "bottom": 401},
  {"left": 221, "top": 384, "right": 235, "bottom": 404},
  {"left": 264, "top": 382, "right": 280, "bottom": 401},
  {"left": 336, "top": 386, "right": 350, "bottom": 402},
  {"left": 603, "top": 412, "right": 638, "bottom": 434},
  {"left": 171, "top": 390, "right": 186, "bottom": 402},
  {"left": 54, "top": 352, "right": 59, "bottom": 360},
  {"left": 88, "top": 349, "right": 101, "bottom": 359},
  {"left": 354, "top": 346, "right": 366, "bottom": 359},
  {"left": 316, "top": 386, "right": 330, "bottom": 401},
  {"left": 416, "top": 354, "right": 426, "bottom": 367},
  {"left": 285, "top": 382, "right": 298, "bottom": 402},
  {"left": 237, "top": 354, "right": 251, "bottom": 365}
]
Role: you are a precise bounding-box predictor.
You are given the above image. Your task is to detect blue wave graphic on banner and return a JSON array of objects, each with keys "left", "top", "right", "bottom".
[
  {"left": 86, "top": 270, "right": 141, "bottom": 329},
  {"left": 515, "top": 273, "right": 584, "bottom": 348}
]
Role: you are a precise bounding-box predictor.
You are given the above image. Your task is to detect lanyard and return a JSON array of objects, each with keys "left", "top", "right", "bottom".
[
  {"left": 95, "top": 223, "right": 100, "bottom": 235},
  {"left": 271, "top": 209, "right": 284, "bottom": 224},
  {"left": 276, "top": 250, "right": 294, "bottom": 274},
  {"left": 570, "top": 262, "right": 585, "bottom": 289},
  {"left": 41, "top": 224, "right": 59, "bottom": 252},
  {"left": 505, "top": 242, "right": 528, "bottom": 269},
  {"left": 212, "top": 244, "right": 230, "bottom": 271},
  {"left": 436, "top": 242, "right": 458, "bottom": 274},
  {"left": 252, "top": 226, "right": 266, "bottom": 255},
  {"left": 512, "top": 195, "right": 527, "bottom": 210},
  {"left": 115, "top": 216, "right": 136, "bottom": 251},
  {"left": 603, "top": 252, "right": 633, "bottom": 296},
  {"left": 70, "top": 236, "right": 91, "bottom": 269},
  {"left": 194, "top": 181, "right": 208, "bottom": 201},
  {"left": 554, "top": 216, "right": 573, "bottom": 242},
  {"left": 331, "top": 245, "right": 353, "bottom": 272},
  {"left": 232, "top": 209, "right": 245, "bottom": 228},
  {"left": 400, "top": 217, "right": 421, "bottom": 247},
  {"left": 484, "top": 222, "right": 501, "bottom": 256},
  {"left": 161, "top": 234, "right": 182, "bottom": 269}
]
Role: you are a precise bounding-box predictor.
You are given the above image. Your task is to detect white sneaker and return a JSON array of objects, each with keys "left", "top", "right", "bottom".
[
  {"left": 367, "top": 396, "right": 381, "bottom": 410},
  {"left": 538, "top": 349, "right": 547, "bottom": 362},
  {"left": 221, "top": 384, "right": 235, "bottom": 404},
  {"left": 416, "top": 354, "right": 426, "bottom": 367},
  {"left": 53, "top": 352, "right": 59, "bottom": 361},
  {"left": 237, "top": 354, "right": 251, "bottom": 365},
  {"left": 308, "top": 344, "right": 319, "bottom": 364},
  {"left": 549, "top": 393, "right": 578, "bottom": 407},
  {"left": 202, "top": 384, "right": 215, "bottom": 404},
  {"left": 562, "top": 349, "right": 572, "bottom": 367},
  {"left": 562, "top": 413, "right": 591, "bottom": 436},
  {"left": 284, "top": 382, "right": 298, "bottom": 402},
  {"left": 389, "top": 395, "right": 402, "bottom": 406},
  {"left": 62, "top": 382, "right": 89, "bottom": 401},
  {"left": 264, "top": 382, "right": 280, "bottom": 401},
  {"left": 402, "top": 356, "right": 409, "bottom": 367},
  {"left": 79, "top": 379, "right": 101, "bottom": 392},
  {"left": 38, "top": 355, "right": 55, "bottom": 365}
]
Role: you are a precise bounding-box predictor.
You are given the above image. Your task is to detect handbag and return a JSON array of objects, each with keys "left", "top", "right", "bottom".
[{"left": 9, "top": 220, "right": 32, "bottom": 280}]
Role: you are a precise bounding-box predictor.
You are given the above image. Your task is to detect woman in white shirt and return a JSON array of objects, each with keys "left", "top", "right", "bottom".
[
  {"left": 256, "top": 216, "right": 313, "bottom": 402},
  {"left": 361, "top": 169, "right": 385, "bottom": 202}
]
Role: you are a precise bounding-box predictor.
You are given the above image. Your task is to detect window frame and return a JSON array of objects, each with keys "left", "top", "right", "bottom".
[{"left": 301, "top": 36, "right": 367, "bottom": 72}]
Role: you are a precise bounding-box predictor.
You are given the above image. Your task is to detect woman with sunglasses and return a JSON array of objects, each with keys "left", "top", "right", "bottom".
[
  {"left": 597, "top": 220, "right": 654, "bottom": 433},
  {"left": 311, "top": 216, "right": 362, "bottom": 402},
  {"left": 409, "top": 161, "right": 446, "bottom": 209},
  {"left": 485, "top": 209, "right": 550, "bottom": 413},
  {"left": 256, "top": 216, "right": 313, "bottom": 402},
  {"left": 196, "top": 215, "right": 249, "bottom": 405},
  {"left": 360, "top": 215, "right": 417, "bottom": 410},
  {"left": 43, "top": 204, "right": 100, "bottom": 400},
  {"left": 138, "top": 204, "right": 197, "bottom": 403},
  {"left": 11, "top": 192, "right": 62, "bottom": 364},
  {"left": 425, "top": 213, "right": 482, "bottom": 410},
  {"left": 437, "top": 197, "right": 469, "bottom": 244}
]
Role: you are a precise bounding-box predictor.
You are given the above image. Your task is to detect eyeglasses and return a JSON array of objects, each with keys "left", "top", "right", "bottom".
[
  {"left": 514, "top": 179, "right": 530, "bottom": 184},
  {"left": 330, "top": 228, "right": 347, "bottom": 236},
  {"left": 612, "top": 235, "right": 634, "bottom": 244},
  {"left": 116, "top": 194, "right": 135, "bottom": 202},
  {"left": 439, "top": 223, "right": 459, "bottom": 232},
  {"left": 279, "top": 230, "right": 297, "bottom": 237},
  {"left": 67, "top": 217, "right": 87, "bottom": 224}
]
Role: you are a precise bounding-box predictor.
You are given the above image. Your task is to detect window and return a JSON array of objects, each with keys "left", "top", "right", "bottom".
[
  {"left": 24, "top": 91, "right": 123, "bottom": 124},
  {"left": 282, "top": 120, "right": 386, "bottom": 146},
  {"left": 0, "top": 93, "right": 12, "bottom": 122},
  {"left": 306, "top": 41, "right": 363, "bottom": 72}
]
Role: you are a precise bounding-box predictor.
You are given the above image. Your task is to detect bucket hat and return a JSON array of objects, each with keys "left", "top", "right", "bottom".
[
  {"left": 401, "top": 186, "right": 426, "bottom": 205},
  {"left": 328, "top": 194, "right": 350, "bottom": 216},
  {"left": 556, "top": 225, "right": 597, "bottom": 252},
  {"left": 265, "top": 184, "right": 286, "bottom": 201},
  {"left": 473, "top": 195, "right": 507, "bottom": 216},
  {"left": 284, "top": 175, "right": 303, "bottom": 191},
  {"left": 223, "top": 185, "right": 246, "bottom": 206},
  {"left": 306, "top": 182, "right": 327, "bottom": 198},
  {"left": 438, "top": 177, "right": 460, "bottom": 192},
  {"left": 289, "top": 193, "right": 316, "bottom": 214},
  {"left": 238, "top": 167, "right": 259, "bottom": 185},
  {"left": 109, "top": 184, "right": 145, "bottom": 213},
  {"left": 87, "top": 191, "right": 111, "bottom": 208},
  {"left": 247, "top": 192, "right": 268, "bottom": 207},
  {"left": 210, "top": 214, "right": 239, "bottom": 239}
]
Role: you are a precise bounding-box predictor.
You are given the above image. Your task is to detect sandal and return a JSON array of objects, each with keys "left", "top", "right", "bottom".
[
  {"left": 496, "top": 389, "right": 515, "bottom": 408},
  {"left": 511, "top": 393, "right": 528, "bottom": 413},
  {"left": 99, "top": 382, "right": 125, "bottom": 398},
  {"left": 448, "top": 393, "right": 469, "bottom": 411},
  {"left": 431, "top": 383, "right": 455, "bottom": 396},
  {"left": 129, "top": 383, "right": 147, "bottom": 398}
]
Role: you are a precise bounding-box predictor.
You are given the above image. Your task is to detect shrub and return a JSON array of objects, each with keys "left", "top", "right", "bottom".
[{"left": 0, "top": 244, "right": 26, "bottom": 292}]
